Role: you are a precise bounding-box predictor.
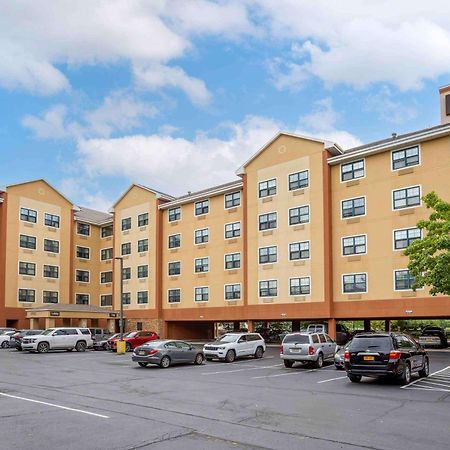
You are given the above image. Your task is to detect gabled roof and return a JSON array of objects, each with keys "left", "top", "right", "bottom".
[
  {"left": 74, "top": 207, "right": 113, "bottom": 225},
  {"left": 112, "top": 183, "right": 175, "bottom": 209}
]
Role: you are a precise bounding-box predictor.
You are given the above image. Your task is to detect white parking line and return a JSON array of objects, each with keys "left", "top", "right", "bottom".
[
  {"left": 0, "top": 392, "right": 110, "bottom": 419},
  {"left": 317, "top": 376, "right": 347, "bottom": 384},
  {"left": 417, "top": 380, "right": 450, "bottom": 388},
  {"left": 201, "top": 364, "right": 282, "bottom": 375},
  {"left": 251, "top": 369, "right": 316, "bottom": 379},
  {"left": 401, "top": 365, "right": 450, "bottom": 389}
]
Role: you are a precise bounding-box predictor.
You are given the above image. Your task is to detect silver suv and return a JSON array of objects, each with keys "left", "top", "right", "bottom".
[
  {"left": 22, "top": 327, "right": 93, "bottom": 353},
  {"left": 280, "top": 332, "right": 336, "bottom": 368},
  {"left": 203, "top": 333, "right": 266, "bottom": 362}
]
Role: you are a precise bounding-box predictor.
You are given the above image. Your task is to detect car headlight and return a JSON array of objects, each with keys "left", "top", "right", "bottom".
[
  {"left": 30, "top": 339, "right": 37, "bottom": 343},
  {"left": 218, "top": 346, "right": 226, "bottom": 350}
]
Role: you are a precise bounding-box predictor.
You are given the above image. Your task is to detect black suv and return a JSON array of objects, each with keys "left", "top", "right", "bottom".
[{"left": 344, "top": 332, "right": 429, "bottom": 385}]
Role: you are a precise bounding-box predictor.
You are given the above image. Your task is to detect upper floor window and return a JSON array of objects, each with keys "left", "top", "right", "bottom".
[
  {"left": 195, "top": 228, "right": 209, "bottom": 244},
  {"left": 225, "top": 191, "right": 241, "bottom": 208},
  {"left": 341, "top": 197, "right": 365, "bottom": 218},
  {"left": 289, "top": 277, "right": 310, "bottom": 295},
  {"left": 342, "top": 235, "right": 367, "bottom": 256},
  {"left": 168, "top": 261, "right": 181, "bottom": 276},
  {"left": 137, "top": 291, "right": 148, "bottom": 304},
  {"left": 259, "top": 212, "right": 277, "bottom": 231},
  {"left": 122, "top": 267, "right": 131, "bottom": 280},
  {"left": 101, "top": 295, "right": 112, "bottom": 307},
  {"left": 289, "top": 170, "right": 309, "bottom": 190},
  {"left": 122, "top": 292, "right": 131, "bottom": 305},
  {"left": 195, "top": 200, "right": 209, "bottom": 216},
  {"left": 45, "top": 213, "right": 60, "bottom": 228},
  {"left": 101, "top": 271, "right": 112, "bottom": 283},
  {"left": 259, "top": 246, "right": 277, "bottom": 264},
  {"left": 225, "top": 284, "right": 241, "bottom": 300},
  {"left": 20, "top": 207, "right": 37, "bottom": 223},
  {"left": 195, "top": 257, "right": 209, "bottom": 273},
  {"left": 289, "top": 205, "right": 310, "bottom": 225},
  {"left": 138, "top": 213, "right": 149, "bottom": 227},
  {"left": 101, "top": 225, "right": 113, "bottom": 238},
  {"left": 342, "top": 273, "right": 367, "bottom": 293},
  {"left": 225, "top": 253, "right": 240, "bottom": 269},
  {"left": 393, "top": 186, "right": 421, "bottom": 210},
  {"left": 393, "top": 228, "right": 421, "bottom": 250},
  {"left": 19, "top": 261, "right": 36, "bottom": 276},
  {"left": 168, "top": 207, "right": 181, "bottom": 222},
  {"left": 121, "top": 242, "right": 131, "bottom": 256},
  {"left": 289, "top": 241, "right": 310, "bottom": 260},
  {"left": 195, "top": 286, "right": 209, "bottom": 302},
  {"left": 77, "top": 222, "right": 90, "bottom": 236},
  {"left": 168, "top": 234, "right": 181, "bottom": 249},
  {"left": 44, "top": 239, "right": 59, "bottom": 253},
  {"left": 101, "top": 248, "right": 113, "bottom": 260},
  {"left": 43, "top": 265, "right": 59, "bottom": 279},
  {"left": 76, "top": 294, "right": 89, "bottom": 305},
  {"left": 76, "top": 245, "right": 89, "bottom": 259},
  {"left": 18, "top": 288, "right": 35, "bottom": 303},
  {"left": 259, "top": 280, "right": 277, "bottom": 297},
  {"left": 137, "top": 265, "right": 148, "bottom": 278},
  {"left": 43, "top": 290, "right": 59, "bottom": 304},
  {"left": 394, "top": 269, "right": 416, "bottom": 290},
  {"left": 259, "top": 178, "right": 276, "bottom": 198},
  {"left": 20, "top": 234, "right": 36, "bottom": 250},
  {"left": 138, "top": 239, "right": 148, "bottom": 253},
  {"left": 76, "top": 270, "right": 89, "bottom": 283},
  {"left": 392, "top": 146, "right": 420, "bottom": 170},
  {"left": 341, "top": 160, "right": 364, "bottom": 182},
  {"left": 168, "top": 289, "right": 181, "bottom": 304},
  {"left": 122, "top": 217, "right": 131, "bottom": 231},
  {"left": 225, "top": 222, "right": 240, "bottom": 239}
]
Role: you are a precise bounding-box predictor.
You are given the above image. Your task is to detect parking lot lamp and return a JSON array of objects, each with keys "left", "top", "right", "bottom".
[{"left": 114, "top": 256, "right": 125, "bottom": 353}]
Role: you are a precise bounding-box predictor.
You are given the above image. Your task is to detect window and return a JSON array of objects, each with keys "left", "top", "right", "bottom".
[
  {"left": 343, "top": 273, "right": 367, "bottom": 293},
  {"left": 195, "top": 286, "right": 209, "bottom": 302},
  {"left": 259, "top": 212, "right": 277, "bottom": 231},
  {"left": 45, "top": 213, "right": 60, "bottom": 228},
  {"left": 168, "top": 261, "right": 181, "bottom": 276},
  {"left": 43, "top": 265, "right": 59, "bottom": 278},
  {"left": 195, "top": 200, "right": 209, "bottom": 216},
  {"left": 44, "top": 239, "right": 59, "bottom": 253},
  {"left": 20, "top": 207, "right": 37, "bottom": 223},
  {"left": 101, "top": 225, "right": 113, "bottom": 238},
  {"left": 20, "top": 234, "right": 36, "bottom": 250},
  {"left": 195, "top": 257, "right": 209, "bottom": 273},
  {"left": 138, "top": 239, "right": 148, "bottom": 252},
  {"left": 225, "top": 191, "right": 240, "bottom": 208},
  {"left": 122, "top": 292, "right": 131, "bottom": 305},
  {"left": 289, "top": 241, "right": 310, "bottom": 260},
  {"left": 19, "top": 262, "right": 35, "bottom": 276},
  {"left": 289, "top": 205, "right": 310, "bottom": 225},
  {"left": 290, "top": 277, "right": 311, "bottom": 295},
  {"left": 76, "top": 246, "right": 89, "bottom": 259},
  {"left": 122, "top": 217, "right": 131, "bottom": 231},
  {"left": 43, "top": 290, "right": 58, "bottom": 304},
  {"left": 77, "top": 222, "right": 90, "bottom": 236},
  {"left": 341, "top": 197, "right": 365, "bottom": 218},
  {"left": 394, "top": 228, "right": 421, "bottom": 250},
  {"left": 100, "top": 295, "right": 112, "bottom": 307},
  {"left": 341, "top": 160, "right": 364, "bottom": 182},
  {"left": 393, "top": 186, "right": 421, "bottom": 210},
  {"left": 76, "top": 294, "right": 89, "bottom": 305},
  {"left": 259, "top": 178, "right": 276, "bottom": 198},
  {"left": 168, "top": 207, "right": 181, "bottom": 222},
  {"left": 122, "top": 267, "right": 131, "bottom": 280},
  {"left": 168, "top": 234, "right": 181, "bottom": 249},
  {"left": 225, "top": 222, "right": 240, "bottom": 239},
  {"left": 289, "top": 170, "right": 309, "bottom": 190},
  {"left": 138, "top": 213, "right": 149, "bottom": 227},
  {"left": 168, "top": 289, "right": 181, "bottom": 304},
  {"left": 18, "top": 289, "right": 35, "bottom": 303},
  {"left": 101, "top": 248, "right": 113, "bottom": 260},
  {"left": 259, "top": 246, "right": 277, "bottom": 264},
  {"left": 121, "top": 242, "right": 131, "bottom": 255},
  {"left": 394, "top": 270, "right": 416, "bottom": 290},
  {"left": 101, "top": 271, "right": 112, "bottom": 283},
  {"left": 392, "top": 146, "right": 420, "bottom": 170},
  {"left": 137, "top": 291, "right": 148, "bottom": 304},
  {"left": 76, "top": 270, "right": 89, "bottom": 283},
  {"left": 225, "top": 284, "right": 241, "bottom": 300},
  {"left": 225, "top": 253, "right": 240, "bottom": 269},
  {"left": 137, "top": 265, "right": 148, "bottom": 278},
  {"left": 259, "top": 280, "right": 277, "bottom": 297},
  {"left": 195, "top": 228, "right": 209, "bottom": 244},
  {"left": 342, "top": 235, "right": 366, "bottom": 255}
]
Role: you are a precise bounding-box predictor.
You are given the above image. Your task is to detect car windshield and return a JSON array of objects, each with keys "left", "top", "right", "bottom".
[
  {"left": 349, "top": 336, "right": 393, "bottom": 352},
  {"left": 216, "top": 334, "right": 239, "bottom": 343},
  {"left": 41, "top": 329, "right": 55, "bottom": 336},
  {"left": 126, "top": 332, "right": 138, "bottom": 338},
  {"left": 283, "top": 334, "right": 309, "bottom": 344}
]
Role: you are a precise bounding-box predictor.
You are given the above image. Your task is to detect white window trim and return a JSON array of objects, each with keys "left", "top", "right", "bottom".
[
  {"left": 258, "top": 211, "right": 278, "bottom": 232},
  {"left": 19, "top": 207, "right": 38, "bottom": 224},
  {"left": 288, "top": 276, "right": 311, "bottom": 297},
  {"left": 43, "top": 237, "right": 60, "bottom": 254},
  {"left": 99, "top": 294, "right": 113, "bottom": 307},
  {"left": 258, "top": 245, "right": 278, "bottom": 265},
  {"left": 137, "top": 264, "right": 149, "bottom": 279},
  {"left": 75, "top": 293, "right": 90, "bottom": 305},
  {"left": 193, "top": 227, "right": 209, "bottom": 246},
  {"left": 288, "top": 240, "right": 311, "bottom": 261},
  {"left": 18, "top": 287, "right": 36, "bottom": 303},
  {"left": 136, "top": 290, "right": 149, "bottom": 304},
  {"left": 392, "top": 227, "right": 422, "bottom": 252},
  {"left": 100, "top": 225, "right": 113, "bottom": 239},
  {"left": 19, "top": 233, "right": 37, "bottom": 250},
  {"left": 224, "top": 252, "right": 241, "bottom": 270},
  {"left": 76, "top": 244, "right": 90, "bottom": 260},
  {"left": 122, "top": 266, "right": 132, "bottom": 281},
  {"left": 137, "top": 238, "right": 149, "bottom": 253},
  {"left": 224, "top": 221, "right": 241, "bottom": 240},
  {"left": 167, "top": 288, "right": 181, "bottom": 304},
  {"left": 168, "top": 261, "right": 182, "bottom": 277},
  {"left": 121, "top": 292, "right": 132, "bottom": 305},
  {"left": 194, "top": 285, "right": 209, "bottom": 303},
  {"left": 121, "top": 217, "right": 132, "bottom": 232},
  {"left": 393, "top": 268, "right": 424, "bottom": 292},
  {"left": 258, "top": 279, "right": 278, "bottom": 298},
  {"left": 18, "top": 260, "right": 37, "bottom": 278},
  {"left": 341, "top": 234, "right": 368, "bottom": 257},
  {"left": 287, "top": 169, "right": 310, "bottom": 191},
  {"left": 100, "top": 270, "right": 113, "bottom": 284},
  {"left": 391, "top": 184, "right": 422, "bottom": 211},
  {"left": 120, "top": 242, "right": 132, "bottom": 256},
  {"left": 391, "top": 144, "right": 421, "bottom": 172},
  {"left": 42, "top": 264, "right": 60, "bottom": 280},
  {"left": 100, "top": 247, "right": 113, "bottom": 261},
  {"left": 42, "top": 289, "right": 59, "bottom": 304},
  {"left": 194, "top": 199, "right": 210, "bottom": 217},
  {"left": 224, "top": 191, "right": 241, "bottom": 209},
  {"left": 340, "top": 195, "right": 367, "bottom": 220},
  {"left": 168, "top": 233, "right": 182, "bottom": 250},
  {"left": 76, "top": 222, "right": 91, "bottom": 237},
  {"left": 339, "top": 158, "right": 366, "bottom": 183},
  {"left": 75, "top": 268, "right": 90, "bottom": 284},
  {"left": 224, "top": 283, "right": 242, "bottom": 301},
  {"left": 341, "top": 272, "right": 368, "bottom": 295},
  {"left": 137, "top": 213, "right": 149, "bottom": 228},
  {"left": 258, "top": 177, "right": 278, "bottom": 199},
  {"left": 168, "top": 206, "right": 182, "bottom": 223},
  {"left": 288, "top": 204, "right": 311, "bottom": 227},
  {"left": 194, "top": 256, "right": 210, "bottom": 274}
]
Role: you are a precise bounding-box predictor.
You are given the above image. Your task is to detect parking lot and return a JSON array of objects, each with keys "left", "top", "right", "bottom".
[{"left": 0, "top": 346, "right": 449, "bottom": 450}]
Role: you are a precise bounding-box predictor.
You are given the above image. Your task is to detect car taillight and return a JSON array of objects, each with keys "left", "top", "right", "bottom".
[
  {"left": 308, "top": 345, "right": 315, "bottom": 355},
  {"left": 280, "top": 345, "right": 284, "bottom": 354},
  {"left": 389, "top": 351, "right": 401, "bottom": 362},
  {"left": 344, "top": 351, "right": 350, "bottom": 362},
  {"left": 148, "top": 349, "right": 158, "bottom": 355}
]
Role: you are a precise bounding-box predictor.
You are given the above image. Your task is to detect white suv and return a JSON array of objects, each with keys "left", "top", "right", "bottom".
[
  {"left": 203, "top": 333, "right": 266, "bottom": 362},
  {"left": 21, "top": 327, "right": 93, "bottom": 353}
]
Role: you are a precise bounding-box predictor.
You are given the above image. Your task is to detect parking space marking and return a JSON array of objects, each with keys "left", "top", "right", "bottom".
[
  {"left": 251, "top": 368, "right": 316, "bottom": 379},
  {"left": 0, "top": 392, "right": 110, "bottom": 418},
  {"left": 317, "top": 376, "right": 347, "bottom": 384},
  {"left": 201, "top": 364, "right": 282, "bottom": 375},
  {"left": 401, "top": 365, "right": 450, "bottom": 392}
]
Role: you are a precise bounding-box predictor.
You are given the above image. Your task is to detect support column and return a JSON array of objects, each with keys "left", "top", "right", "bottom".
[
  {"left": 327, "top": 318, "right": 336, "bottom": 340},
  {"left": 247, "top": 321, "right": 254, "bottom": 332},
  {"left": 44, "top": 318, "right": 55, "bottom": 329},
  {"left": 29, "top": 318, "right": 36, "bottom": 330},
  {"left": 364, "top": 319, "right": 371, "bottom": 332},
  {"left": 292, "top": 320, "right": 301, "bottom": 332},
  {"left": 384, "top": 320, "right": 390, "bottom": 332},
  {"left": 78, "top": 318, "right": 88, "bottom": 328},
  {"left": 106, "top": 319, "right": 116, "bottom": 333}
]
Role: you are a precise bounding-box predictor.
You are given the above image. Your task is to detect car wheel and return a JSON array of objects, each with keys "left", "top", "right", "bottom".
[
  {"left": 138, "top": 362, "right": 148, "bottom": 367},
  {"left": 75, "top": 341, "right": 87, "bottom": 352},
  {"left": 102, "top": 343, "right": 107, "bottom": 351},
  {"left": 348, "top": 374, "right": 361, "bottom": 383},
  {"left": 160, "top": 356, "right": 171, "bottom": 368},
  {"left": 225, "top": 350, "right": 236, "bottom": 363},
  {"left": 315, "top": 353, "right": 324, "bottom": 369},
  {"left": 194, "top": 353, "right": 204, "bottom": 365},
  {"left": 254, "top": 346, "right": 264, "bottom": 359},
  {"left": 400, "top": 362, "right": 411, "bottom": 385},
  {"left": 126, "top": 343, "right": 132, "bottom": 352},
  {"left": 16, "top": 346, "right": 22, "bottom": 352},
  {"left": 418, "top": 358, "right": 429, "bottom": 378},
  {"left": 284, "top": 360, "right": 294, "bottom": 368},
  {"left": 37, "top": 342, "right": 50, "bottom": 353},
  {"left": 1, "top": 341, "right": 9, "bottom": 349}
]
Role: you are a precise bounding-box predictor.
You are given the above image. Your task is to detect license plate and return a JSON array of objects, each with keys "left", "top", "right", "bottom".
[
  {"left": 363, "top": 356, "right": 375, "bottom": 361},
  {"left": 138, "top": 351, "right": 146, "bottom": 356},
  {"left": 290, "top": 348, "right": 301, "bottom": 353}
]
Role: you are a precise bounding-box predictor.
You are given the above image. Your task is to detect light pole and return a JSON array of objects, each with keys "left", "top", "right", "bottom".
[{"left": 114, "top": 256, "right": 124, "bottom": 341}]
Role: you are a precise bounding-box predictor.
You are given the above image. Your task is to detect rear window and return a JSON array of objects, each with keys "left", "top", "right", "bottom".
[
  {"left": 283, "top": 334, "right": 309, "bottom": 344},
  {"left": 80, "top": 329, "right": 91, "bottom": 335},
  {"left": 349, "top": 336, "right": 393, "bottom": 352}
]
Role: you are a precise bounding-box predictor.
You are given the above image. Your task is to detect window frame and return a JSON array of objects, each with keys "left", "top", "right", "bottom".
[
  {"left": 258, "top": 178, "right": 277, "bottom": 198},
  {"left": 100, "top": 247, "right": 113, "bottom": 261},
  {"left": 43, "top": 290, "right": 59, "bottom": 304},
  {"left": 100, "top": 271, "right": 113, "bottom": 284},
  {"left": 393, "top": 269, "right": 420, "bottom": 291},
  {"left": 168, "top": 261, "right": 181, "bottom": 276},
  {"left": 137, "top": 239, "right": 148, "bottom": 253},
  {"left": 194, "top": 200, "right": 209, "bottom": 216},
  {"left": 121, "top": 217, "right": 132, "bottom": 231},
  {"left": 258, "top": 212, "right": 277, "bottom": 231},
  {"left": 341, "top": 234, "right": 367, "bottom": 256},
  {"left": 168, "top": 207, "right": 181, "bottom": 222},
  {"left": 43, "top": 264, "right": 59, "bottom": 279},
  {"left": 44, "top": 213, "right": 60, "bottom": 228},
  {"left": 76, "top": 245, "right": 90, "bottom": 259},
  {"left": 137, "top": 213, "right": 149, "bottom": 227},
  {"left": 122, "top": 267, "right": 131, "bottom": 280},
  {"left": 18, "top": 261, "right": 36, "bottom": 276},
  {"left": 44, "top": 238, "right": 60, "bottom": 254},
  {"left": 121, "top": 292, "right": 131, "bottom": 305},
  {"left": 101, "top": 225, "right": 113, "bottom": 238},
  {"left": 194, "top": 257, "right": 209, "bottom": 274},
  {"left": 224, "top": 252, "right": 241, "bottom": 270},
  {"left": 224, "top": 191, "right": 241, "bottom": 209},
  {"left": 392, "top": 185, "right": 421, "bottom": 211},
  {"left": 19, "top": 234, "right": 37, "bottom": 250},
  {"left": 167, "top": 288, "right": 181, "bottom": 304},
  {"left": 288, "top": 241, "right": 310, "bottom": 261},
  {"left": 20, "top": 207, "right": 37, "bottom": 224},
  {"left": 168, "top": 233, "right": 181, "bottom": 249},
  {"left": 391, "top": 146, "right": 421, "bottom": 171},
  {"left": 75, "top": 293, "right": 90, "bottom": 305},
  {"left": 340, "top": 196, "right": 366, "bottom": 219},
  {"left": 224, "top": 221, "right": 241, "bottom": 239},
  {"left": 121, "top": 242, "right": 131, "bottom": 256},
  {"left": 18, "top": 288, "right": 36, "bottom": 303},
  {"left": 288, "top": 205, "right": 310, "bottom": 226},
  {"left": 342, "top": 272, "right": 368, "bottom": 294},
  {"left": 288, "top": 170, "right": 309, "bottom": 191},
  {"left": 258, "top": 279, "right": 278, "bottom": 298},
  {"left": 100, "top": 294, "right": 113, "bottom": 307},
  {"left": 224, "top": 283, "right": 241, "bottom": 301},
  {"left": 258, "top": 246, "right": 277, "bottom": 265},
  {"left": 289, "top": 277, "right": 311, "bottom": 296},
  {"left": 194, "top": 286, "right": 209, "bottom": 302},
  {"left": 194, "top": 227, "right": 209, "bottom": 245},
  {"left": 340, "top": 159, "right": 365, "bottom": 182},
  {"left": 75, "top": 269, "right": 90, "bottom": 283},
  {"left": 137, "top": 291, "right": 148, "bottom": 304},
  {"left": 393, "top": 227, "right": 422, "bottom": 251},
  {"left": 76, "top": 222, "right": 90, "bottom": 236},
  {"left": 137, "top": 265, "right": 148, "bottom": 279}
]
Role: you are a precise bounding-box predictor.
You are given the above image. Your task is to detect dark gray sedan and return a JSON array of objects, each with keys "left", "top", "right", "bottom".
[{"left": 132, "top": 340, "right": 204, "bottom": 368}]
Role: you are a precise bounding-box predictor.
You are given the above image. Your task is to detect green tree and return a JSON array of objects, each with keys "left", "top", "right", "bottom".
[{"left": 404, "top": 192, "right": 450, "bottom": 295}]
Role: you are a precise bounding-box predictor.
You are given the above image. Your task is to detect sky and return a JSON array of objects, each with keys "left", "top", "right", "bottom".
[{"left": 1, "top": 0, "right": 450, "bottom": 211}]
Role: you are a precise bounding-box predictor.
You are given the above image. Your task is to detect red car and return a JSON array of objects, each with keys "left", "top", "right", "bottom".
[{"left": 110, "top": 331, "right": 159, "bottom": 352}]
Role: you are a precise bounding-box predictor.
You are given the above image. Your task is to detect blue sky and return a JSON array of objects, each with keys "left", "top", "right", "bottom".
[{"left": 1, "top": 0, "right": 449, "bottom": 210}]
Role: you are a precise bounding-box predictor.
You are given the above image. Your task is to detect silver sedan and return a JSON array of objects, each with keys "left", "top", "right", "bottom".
[{"left": 132, "top": 340, "right": 205, "bottom": 368}]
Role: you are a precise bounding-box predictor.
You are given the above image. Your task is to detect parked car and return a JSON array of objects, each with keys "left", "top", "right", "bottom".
[
  {"left": 280, "top": 332, "right": 337, "bottom": 368},
  {"left": 10, "top": 330, "right": 44, "bottom": 351},
  {"left": 21, "top": 327, "right": 93, "bottom": 353},
  {"left": 418, "top": 326, "right": 448, "bottom": 348},
  {"left": 306, "top": 323, "right": 351, "bottom": 345},
  {"left": 203, "top": 332, "right": 266, "bottom": 362},
  {"left": 89, "top": 328, "right": 111, "bottom": 344},
  {"left": 0, "top": 332, "right": 15, "bottom": 348},
  {"left": 132, "top": 340, "right": 205, "bottom": 368},
  {"left": 109, "top": 331, "right": 159, "bottom": 352},
  {"left": 94, "top": 333, "right": 120, "bottom": 351},
  {"left": 344, "top": 332, "right": 429, "bottom": 384},
  {"left": 0, "top": 328, "right": 16, "bottom": 334},
  {"left": 334, "top": 340, "right": 352, "bottom": 370}
]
